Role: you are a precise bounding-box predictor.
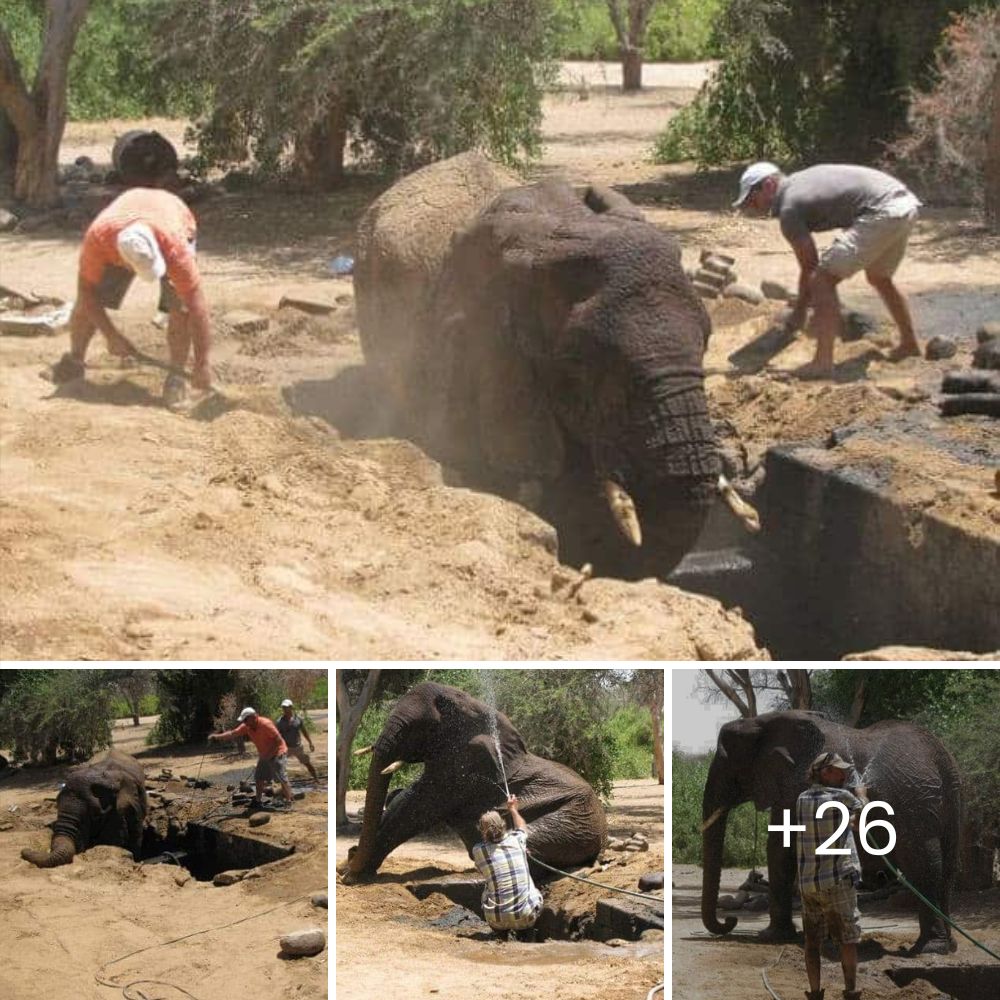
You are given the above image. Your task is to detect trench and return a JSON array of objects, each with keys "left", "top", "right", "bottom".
[
  {"left": 886, "top": 964, "right": 1000, "bottom": 1000},
  {"left": 140, "top": 819, "right": 294, "bottom": 881},
  {"left": 407, "top": 878, "right": 663, "bottom": 944}
]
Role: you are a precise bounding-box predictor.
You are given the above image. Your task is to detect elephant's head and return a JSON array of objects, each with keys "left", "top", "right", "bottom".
[
  {"left": 21, "top": 764, "right": 129, "bottom": 868},
  {"left": 347, "top": 682, "right": 525, "bottom": 879},
  {"left": 700, "top": 711, "right": 827, "bottom": 935}
]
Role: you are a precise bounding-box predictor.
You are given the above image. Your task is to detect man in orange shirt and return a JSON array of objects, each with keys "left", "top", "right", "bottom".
[
  {"left": 209, "top": 707, "right": 294, "bottom": 810},
  {"left": 52, "top": 186, "right": 214, "bottom": 411}
]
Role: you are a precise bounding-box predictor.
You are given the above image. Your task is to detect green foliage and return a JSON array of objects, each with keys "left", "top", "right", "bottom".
[
  {"left": 150, "top": 669, "right": 237, "bottom": 744},
  {"left": 0, "top": 670, "right": 115, "bottom": 764},
  {"left": 653, "top": 0, "right": 978, "bottom": 168},
  {"left": 555, "top": 0, "right": 723, "bottom": 62},
  {"left": 606, "top": 704, "right": 654, "bottom": 779},
  {"left": 154, "top": 0, "right": 561, "bottom": 181},
  {"left": 0, "top": 0, "right": 200, "bottom": 120},
  {"left": 309, "top": 673, "right": 328, "bottom": 708},
  {"left": 110, "top": 693, "right": 159, "bottom": 719},
  {"left": 672, "top": 751, "right": 763, "bottom": 866}
]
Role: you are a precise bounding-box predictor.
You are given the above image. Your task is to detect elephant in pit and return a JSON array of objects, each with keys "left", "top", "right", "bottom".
[
  {"left": 21, "top": 750, "right": 147, "bottom": 868},
  {"left": 701, "top": 711, "right": 961, "bottom": 955},
  {"left": 354, "top": 153, "right": 757, "bottom": 579},
  {"left": 344, "top": 682, "right": 607, "bottom": 881}
]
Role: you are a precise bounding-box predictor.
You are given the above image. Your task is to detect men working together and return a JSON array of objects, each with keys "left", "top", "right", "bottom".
[{"left": 735, "top": 161, "right": 922, "bottom": 379}]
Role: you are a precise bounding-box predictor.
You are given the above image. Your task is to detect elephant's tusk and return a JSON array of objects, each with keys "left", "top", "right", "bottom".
[
  {"left": 353, "top": 745, "right": 374, "bottom": 757},
  {"left": 700, "top": 807, "right": 727, "bottom": 833},
  {"left": 603, "top": 480, "right": 642, "bottom": 546},
  {"left": 718, "top": 475, "right": 760, "bottom": 533},
  {"left": 380, "top": 760, "right": 405, "bottom": 775}
]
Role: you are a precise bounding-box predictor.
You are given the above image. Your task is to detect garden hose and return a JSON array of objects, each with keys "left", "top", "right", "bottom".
[
  {"left": 527, "top": 854, "right": 665, "bottom": 907},
  {"left": 882, "top": 858, "right": 1000, "bottom": 962},
  {"left": 646, "top": 983, "right": 664, "bottom": 1000}
]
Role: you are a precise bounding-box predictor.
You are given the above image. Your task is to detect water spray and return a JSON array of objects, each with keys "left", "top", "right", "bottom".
[{"left": 481, "top": 671, "right": 511, "bottom": 800}]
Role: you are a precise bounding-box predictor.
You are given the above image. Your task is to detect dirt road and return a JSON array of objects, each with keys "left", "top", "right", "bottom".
[
  {"left": 0, "top": 714, "right": 328, "bottom": 1000},
  {"left": 672, "top": 864, "right": 1000, "bottom": 1000},
  {"left": 336, "top": 778, "right": 664, "bottom": 1000}
]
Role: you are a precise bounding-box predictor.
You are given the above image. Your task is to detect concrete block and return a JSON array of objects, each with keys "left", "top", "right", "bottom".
[
  {"left": 278, "top": 295, "right": 335, "bottom": 315},
  {"left": 692, "top": 280, "right": 719, "bottom": 299},
  {"left": 722, "top": 282, "right": 764, "bottom": 305},
  {"left": 694, "top": 268, "right": 728, "bottom": 289}
]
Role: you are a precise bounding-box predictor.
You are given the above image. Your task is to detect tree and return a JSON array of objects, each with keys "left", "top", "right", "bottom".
[
  {"left": 155, "top": 0, "right": 559, "bottom": 186},
  {"left": 700, "top": 668, "right": 812, "bottom": 718},
  {"left": 985, "top": 45, "right": 1000, "bottom": 229},
  {"left": 152, "top": 669, "right": 236, "bottom": 744},
  {"left": 0, "top": 0, "right": 91, "bottom": 206},
  {"left": 606, "top": 0, "right": 660, "bottom": 91},
  {"left": 335, "top": 669, "right": 381, "bottom": 826},
  {"left": 111, "top": 669, "right": 155, "bottom": 726},
  {"left": 624, "top": 668, "right": 663, "bottom": 783},
  {"left": 0, "top": 669, "right": 114, "bottom": 763}
]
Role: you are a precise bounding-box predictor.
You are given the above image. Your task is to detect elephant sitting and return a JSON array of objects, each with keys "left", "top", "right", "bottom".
[
  {"left": 354, "top": 153, "right": 758, "bottom": 579},
  {"left": 344, "top": 682, "right": 607, "bottom": 881},
  {"left": 21, "top": 750, "right": 147, "bottom": 868},
  {"left": 701, "top": 711, "right": 961, "bottom": 955}
]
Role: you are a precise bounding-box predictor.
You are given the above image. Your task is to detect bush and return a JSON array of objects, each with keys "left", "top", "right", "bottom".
[
  {"left": 607, "top": 704, "right": 654, "bottom": 780},
  {"left": 0, "top": 670, "right": 114, "bottom": 764},
  {"left": 653, "top": 0, "right": 979, "bottom": 168},
  {"left": 672, "top": 751, "right": 765, "bottom": 867}
]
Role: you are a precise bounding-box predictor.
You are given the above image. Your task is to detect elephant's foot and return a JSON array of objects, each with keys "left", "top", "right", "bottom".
[
  {"left": 909, "top": 935, "right": 956, "bottom": 956},
  {"left": 757, "top": 923, "right": 799, "bottom": 943}
]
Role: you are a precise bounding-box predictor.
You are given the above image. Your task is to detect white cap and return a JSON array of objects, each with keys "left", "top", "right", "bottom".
[
  {"left": 732, "top": 161, "right": 781, "bottom": 207},
  {"left": 116, "top": 222, "right": 166, "bottom": 281},
  {"left": 237, "top": 707, "right": 257, "bottom": 722},
  {"left": 280, "top": 699, "right": 294, "bottom": 708}
]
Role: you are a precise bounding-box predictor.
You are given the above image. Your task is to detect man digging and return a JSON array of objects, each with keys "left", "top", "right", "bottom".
[
  {"left": 210, "top": 707, "right": 293, "bottom": 811},
  {"left": 52, "top": 185, "right": 214, "bottom": 410},
  {"left": 796, "top": 751, "right": 869, "bottom": 1000},
  {"left": 734, "top": 162, "right": 921, "bottom": 379}
]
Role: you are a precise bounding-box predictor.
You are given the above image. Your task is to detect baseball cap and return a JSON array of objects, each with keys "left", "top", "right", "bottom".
[
  {"left": 280, "top": 699, "right": 294, "bottom": 708},
  {"left": 116, "top": 222, "right": 166, "bottom": 282},
  {"left": 237, "top": 707, "right": 257, "bottom": 722},
  {"left": 810, "top": 750, "right": 853, "bottom": 777},
  {"left": 733, "top": 161, "right": 781, "bottom": 207}
]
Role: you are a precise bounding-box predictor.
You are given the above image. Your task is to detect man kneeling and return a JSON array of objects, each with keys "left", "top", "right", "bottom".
[{"left": 471, "top": 795, "right": 543, "bottom": 939}]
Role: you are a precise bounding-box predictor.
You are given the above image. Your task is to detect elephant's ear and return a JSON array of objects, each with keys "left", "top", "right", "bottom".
[
  {"left": 89, "top": 775, "right": 123, "bottom": 814},
  {"left": 753, "top": 715, "right": 826, "bottom": 809}
]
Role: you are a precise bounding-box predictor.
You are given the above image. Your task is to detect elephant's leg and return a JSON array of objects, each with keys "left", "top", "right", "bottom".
[
  {"left": 368, "top": 781, "right": 453, "bottom": 871},
  {"left": 907, "top": 838, "right": 955, "bottom": 955},
  {"left": 760, "top": 819, "right": 799, "bottom": 942}
]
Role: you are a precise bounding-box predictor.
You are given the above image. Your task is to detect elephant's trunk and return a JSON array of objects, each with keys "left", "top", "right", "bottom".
[
  {"left": 701, "top": 805, "right": 738, "bottom": 935},
  {"left": 21, "top": 834, "right": 77, "bottom": 868},
  {"left": 347, "top": 754, "right": 392, "bottom": 877}
]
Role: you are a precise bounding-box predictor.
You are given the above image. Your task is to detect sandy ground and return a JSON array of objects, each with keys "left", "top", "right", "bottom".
[
  {"left": 672, "top": 864, "right": 1000, "bottom": 1000},
  {"left": 1, "top": 65, "right": 998, "bottom": 662},
  {"left": 335, "top": 778, "right": 665, "bottom": 1000},
  {"left": 0, "top": 713, "right": 328, "bottom": 1000}
]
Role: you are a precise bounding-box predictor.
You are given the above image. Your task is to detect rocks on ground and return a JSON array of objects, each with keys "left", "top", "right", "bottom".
[{"left": 279, "top": 927, "right": 326, "bottom": 957}]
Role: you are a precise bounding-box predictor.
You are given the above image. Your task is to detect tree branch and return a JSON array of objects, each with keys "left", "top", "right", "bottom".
[{"left": 0, "top": 25, "right": 34, "bottom": 134}]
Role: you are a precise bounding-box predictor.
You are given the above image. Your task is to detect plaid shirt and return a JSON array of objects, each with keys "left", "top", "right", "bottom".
[
  {"left": 471, "top": 829, "right": 542, "bottom": 928},
  {"left": 796, "top": 783, "right": 864, "bottom": 891}
]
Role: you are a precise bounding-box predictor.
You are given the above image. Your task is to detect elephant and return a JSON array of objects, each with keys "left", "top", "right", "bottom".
[
  {"left": 344, "top": 682, "right": 607, "bottom": 881},
  {"left": 354, "top": 152, "right": 758, "bottom": 579},
  {"left": 21, "top": 750, "right": 147, "bottom": 868},
  {"left": 701, "top": 710, "right": 961, "bottom": 955}
]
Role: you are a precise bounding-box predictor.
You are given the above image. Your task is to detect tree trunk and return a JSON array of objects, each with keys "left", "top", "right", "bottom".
[
  {"left": 648, "top": 698, "right": 664, "bottom": 785},
  {"left": 0, "top": 0, "right": 92, "bottom": 208},
  {"left": 335, "top": 669, "right": 381, "bottom": 826},
  {"left": 985, "top": 60, "right": 1000, "bottom": 231},
  {"left": 621, "top": 46, "right": 642, "bottom": 92},
  {"left": 294, "top": 95, "right": 348, "bottom": 191}
]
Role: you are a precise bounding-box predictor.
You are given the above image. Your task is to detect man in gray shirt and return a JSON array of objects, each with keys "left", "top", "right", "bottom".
[
  {"left": 734, "top": 162, "right": 922, "bottom": 379},
  {"left": 276, "top": 699, "right": 320, "bottom": 781}
]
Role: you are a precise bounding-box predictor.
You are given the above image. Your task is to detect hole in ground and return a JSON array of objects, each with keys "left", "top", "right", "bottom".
[
  {"left": 886, "top": 964, "right": 1000, "bottom": 1000},
  {"left": 408, "top": 878, "right": 663, "bottom": 943},
  {"left": 140, "top": 819, "right": 294, "bottom": 882}
]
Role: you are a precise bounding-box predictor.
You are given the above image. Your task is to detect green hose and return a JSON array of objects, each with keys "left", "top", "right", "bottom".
[{"left": 882, "top": 858, "right": 1000, "bottom": 962}]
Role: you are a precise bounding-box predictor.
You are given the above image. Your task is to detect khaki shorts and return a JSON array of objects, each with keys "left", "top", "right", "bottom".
[
  {"left": 819, "top": 201, "right": 919, "bottom": 280},
  {"left": 800, "top": 879, "right": 862, "bottom": 944},
  {"left": 256, "top": 753, "right": 289, "bottom": 786},
  {"left": 288, "top": 745, "right": 312, "bottom": 766}
]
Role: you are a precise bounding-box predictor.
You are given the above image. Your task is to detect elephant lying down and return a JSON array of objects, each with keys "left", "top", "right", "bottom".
[
  {"left": 21, "top": 750, "right": 147, "bottom": 868},
  {"left": 344, "top": 682, "right": 607, "bottom": 881}
]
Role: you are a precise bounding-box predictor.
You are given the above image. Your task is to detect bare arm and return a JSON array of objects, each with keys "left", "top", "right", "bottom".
[
  {"left": 507, "top": 794, "right": 527, "bottom": 832},
  {"left": 181, "top": 284, "right": 213, "bottom": 389},
  {"left": 784, "top": 235, "right": 820, "bottom": 331}
]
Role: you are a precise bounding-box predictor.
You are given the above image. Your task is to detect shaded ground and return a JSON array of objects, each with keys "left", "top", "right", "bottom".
[
  {"left": 335, "top": 778, "right": 664, "bottom": 1000},
  {"left": 1, "top": 65, "right": 997, "bottom": 661},
  {"left": 0, "top": 713, "right": 328, "bottom": 1000},
  {"left": 672, "top": 865, "right": 1000, "bottom": 1000}
]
